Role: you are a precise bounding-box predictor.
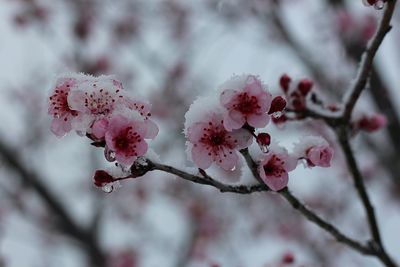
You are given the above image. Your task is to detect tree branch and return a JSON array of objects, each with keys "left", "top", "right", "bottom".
[
  {"left": 0, "top": 139, "right": 106, "bottom": 267},
  {"left": 138, "top": 158, "right": 373, "bottom": 256},
  {"left": 342, "top": 0, "right": 396, "bottom": 120}
]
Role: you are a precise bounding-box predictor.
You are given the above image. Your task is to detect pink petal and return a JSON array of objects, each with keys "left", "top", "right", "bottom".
[
  {"left": 284, "top": 155, "right": 298, "bottom": 172},
  {"left": 67, "top": 90, "right": 87, "bottom": 112},
  {"left": 92, "top": 118, "right": 109, "bottom": 139},
  {"left": 71, "top": 113, "right": 93, "bottom": 133},
  {"left": 191, "top": 144, "right": 213, "bottom": 170},
  {"left": 259, "top": 167, "right": 288, "bottom": 191},
  {"left": 144, "top": 120, "right": 159, "bottom": 139},
  {"left": 223, "top": 110, "right": 245, "bottom": 131},
  {"left": 50, "top": 118, "right": 72, "bottom": 137},
  {"left": 216, "top": 148, "right": 239, "bottom": 171},
  {"left": 229, "top": 129, "right": 253, "bottom": 149},
  {"left": 187, "top": 122, "right": 207, "bottom": 143},
  {"left": 247, "top": 113, "right": 269, "bottom": 128},
  {"left": 220, "top": 89, "right": 237, "bottom": 106}
]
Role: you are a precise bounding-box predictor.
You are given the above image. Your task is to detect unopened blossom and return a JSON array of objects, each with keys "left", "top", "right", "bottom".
[
  {"left": 258, "top": 146, "right": 297, "bottom": 191},
  {"left": 67, "top": 74, "right": 124, "bottom": 134},
  {"left": 105, "top": 114, "right": 153, "bottom": 166},
  {"left": 293, "top": 136, "right": 333, "bottom": 168},
  {"left": 306, "top": 146, "right": 334, "bottom": 168},
  {"left": 93, "top": 170, "right": 115, "bottom": 187},
  {"left": 220, "top": 75, "right": 272, "bottom": 131},
  {"left": 357, "top": 113, "right": 387, "bottom": 132},
  {"left": 186, "top": 112, "right": 252, "bottom": 170},
  {"left": 48, "top": 77, "right": 78, "bottom": 137}
]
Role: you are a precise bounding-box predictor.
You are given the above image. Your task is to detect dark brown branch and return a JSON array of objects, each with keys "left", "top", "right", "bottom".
[
  {"left": 343, "top": 1, "right": 396, "bottom": 120},
  {"left": 139, "top": 158, "right": 373, "bottom": 256},
  {"left": 337, "top": 130, "right": 398, "bottom": 267},
  {"left": 146, "top": 160, "right": 269, "bottom": 194},
  {"left": 0, "top": 139, "right": 106, "bottom": 267},
  {"left": 280, "top": 188, "right": 373, "bottom": 255}
]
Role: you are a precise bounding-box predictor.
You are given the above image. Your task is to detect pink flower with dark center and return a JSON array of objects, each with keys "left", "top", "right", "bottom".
[
  {"left": 220, "top": 75, "right": 272, "bottom": 131},
  {"left": 187, "top": 113, "right": 252, "bottom": 170},
  {"left": 67, "top": 75, "right": 124, "bottom": 133},
  {"left": 48, "top": 77, "right": 79, "bottom": 137},
  {"left": 258, "top": 148, "right": 297, "bottom": 191},
  {"left": 122, "top": 95, "right": 159, "bottom": 139},
  {"left": 105, "top": 115, "right": 151, "bottom": 166},
  {"left": 306, "top": 146, "right": 334, "bottom": 168}
]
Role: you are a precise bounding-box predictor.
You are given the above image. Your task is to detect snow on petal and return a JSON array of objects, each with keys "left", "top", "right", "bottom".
[
  {"left": 219, "top": 74, "right": 272, "bottom": 130},
  {"left": 185, "top": 97, "right": 250, "bottom": 170},
  {"left": 48, "top": 77, "right": 79, "bottom": 137},
  {"left": 293, "top": 136, "right": 333, "bottom": 168}
]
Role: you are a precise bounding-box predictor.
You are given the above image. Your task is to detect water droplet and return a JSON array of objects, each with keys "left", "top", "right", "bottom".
[
  {"left": 374, "top": 1, "right": 384, "bottom": 9},
  {"left": 259, "top": 144, "right": 269, "bottom": 153},
  {"left": 230, "top": 166, "right": 236, "bottom": 171},
  {"left": 102, "top": 184, "right": 114, "bottom": 193}
]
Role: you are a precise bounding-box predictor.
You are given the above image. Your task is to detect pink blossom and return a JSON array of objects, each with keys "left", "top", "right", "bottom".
[
  {"left": 121, "top": 94, "right": 159, "bottom": 139},
  {"left": 67, "top": 75, "right": 124, "bottom": 133},
  {"left": 105, "top": 115, "right": 152, "bottom": 166},
  {"left": 48, "top": 77, "right": 79, "bottom": 137},
  {"left": 186, "top": 112, "right": 252, "bottom": 170},
  {"left": 258, "top": 147, "right": 297, "bottom": 191},
  {"left": 293, "top": 136, "right": 333, "bottom": 168},
  {"left": 306, "top": 145, "right": 334, "bottom": 168},
  {"left": 220, "top": 75, "right": 272, "bottom": 131}
]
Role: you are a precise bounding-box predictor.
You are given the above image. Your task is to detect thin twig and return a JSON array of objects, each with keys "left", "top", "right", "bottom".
[
  {"left": 140, "top": 158, "right": 372, "bottom": 256},
  {"left": 342, "top": 0, "right": 396, "bottom": 120},
  {"left": 280, "top": 188, "right": 373, "bottom": 255},
  {"left": 147, "top": 160, "right": 269, "bottom": 194}
]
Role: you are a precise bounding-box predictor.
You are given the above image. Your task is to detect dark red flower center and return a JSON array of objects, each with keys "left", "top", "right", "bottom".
[
  {"left": 233, "top": 93, "right": 260, "bottom": 114},
  {"left": 263, "top": 155, "right": 285, "bottom": 177}
]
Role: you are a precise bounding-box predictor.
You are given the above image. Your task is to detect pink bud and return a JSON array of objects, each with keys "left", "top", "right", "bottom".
[
  {"left": 306, "top": 146, "right": 334, "bottom": 168},
  {"left": 358, "top": 114, "right": 387, "bottom": 132},
  {"left": 93, "top": 170, "right": 114, "bottom": 187},
  {"left": 268, "top": 96, "right": 286, "bottom": 114},
  {"left": 279, "top": 74, "right": 291, "bottom": 93},
  {"left": 297, "top": 79, "right": 313, "bottom": 96},
  {"left": 281, "top": 252, "right": 295, "bottom": 264},
  {"left": 256, "top": 133, "right": 271, "bottom": 147}
]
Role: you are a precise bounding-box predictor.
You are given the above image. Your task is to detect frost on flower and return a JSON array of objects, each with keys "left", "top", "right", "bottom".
[
  {"left": 258, "top": 145, "right": 297, "bottom": 191},
  {"left": 48, "top": 77, "right": 79, "bottom": 137},
  {"left": 184, "top": 97, "right": 252, "bottom": 171},
  {"left": 293, "top": 136, "right": 333, "bottom": 168},
  {"left": 105, "top": 114, "right": 152, "bottom": 166},
  {"left": 49, "top": 73, "right": 159, "bottom": 168},
  {"left": 67, "top": 74, "right": 124, "bottom": 134},
  {"left": 219, "top": 74, "right": 272, "bottom": 131}
]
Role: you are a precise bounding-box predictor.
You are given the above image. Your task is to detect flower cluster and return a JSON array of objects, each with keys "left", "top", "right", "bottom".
[
  {"left": 184, "top": 74, "right": 334, "bottom": 191},
  {"left": 48, "top": 74, "right": 158, "bottom": 167}
]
